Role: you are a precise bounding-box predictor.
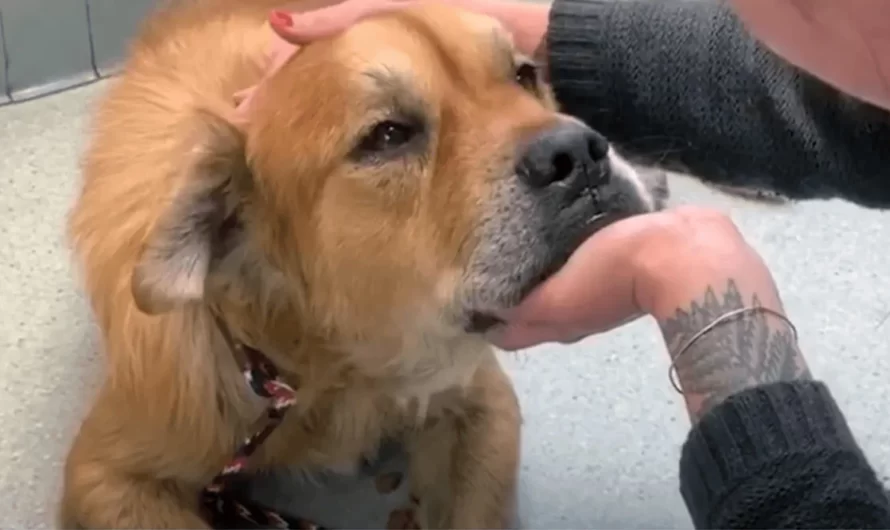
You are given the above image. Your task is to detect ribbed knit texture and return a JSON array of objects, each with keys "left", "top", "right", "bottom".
[
  {"left": 680, "top": 381, "right": 890, "bottom": 528},
  {"left": 546, "top": 0, "right": 890, "bottom": 209}
]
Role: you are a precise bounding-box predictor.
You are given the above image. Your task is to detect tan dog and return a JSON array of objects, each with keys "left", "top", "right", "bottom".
[{"left": 61, "top": 0, "right": 668, "bottom": 527}]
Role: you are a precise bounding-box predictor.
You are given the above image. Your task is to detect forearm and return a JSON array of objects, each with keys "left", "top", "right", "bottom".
[
  {"left": 651, "top": 277, "right": 890, "bottom": 528},
  {"left": 652, "top": 279, "right": 890, "bottom": 527},
  {"left": 545, "top": 0, "right": 890, "bottom": 208}
]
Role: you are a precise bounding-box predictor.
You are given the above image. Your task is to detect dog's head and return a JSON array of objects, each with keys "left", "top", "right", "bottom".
[{"left": 132, "top": 3, "right": 667, "bottom": 352}]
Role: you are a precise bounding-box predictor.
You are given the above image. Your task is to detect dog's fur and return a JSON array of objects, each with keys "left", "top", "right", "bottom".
[{"left": 61, "top": 0, "right": 667, "bottom": 527}]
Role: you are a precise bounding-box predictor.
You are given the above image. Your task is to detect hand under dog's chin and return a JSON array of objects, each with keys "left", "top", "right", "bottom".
[
  {"left": 463, "top": 210, "right": 628, "bottom": 334},
  {"left": 461, "top": 162, "right": 669, "bottom": 335}
]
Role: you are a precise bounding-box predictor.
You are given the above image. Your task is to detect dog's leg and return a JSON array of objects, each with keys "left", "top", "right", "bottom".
[
  {"left": 407, "top": 356, "right": 521, "bottom": 529},
  {"left": 60, "top": 397, "right": 213, "bottom": 529},
  {"left": 59, "top": 471, "right": 208, "bottom": 529}
]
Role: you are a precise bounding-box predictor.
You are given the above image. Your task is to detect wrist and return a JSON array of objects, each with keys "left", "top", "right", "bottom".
[
  {"left": 627, "top": 208, "right": 812, "bottom": 421},
  {"left": 629, "top": 209, "right": 781, "bottom": 320},
  {"left": 657, "top": 280, "right": 810, "bottom": 423}
]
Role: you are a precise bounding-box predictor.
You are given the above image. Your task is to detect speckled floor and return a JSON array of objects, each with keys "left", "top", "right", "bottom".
[{"left": 2, "top": 82, "right": 890, "bottom": 529}]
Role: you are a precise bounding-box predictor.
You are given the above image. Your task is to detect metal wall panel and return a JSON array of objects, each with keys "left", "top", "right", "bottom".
[
  {"left": 88, "top": 0, "right": 156, "bottom": 77},
  {"left": 0, "top": 0, "right": 97, "bottom": 102},
  {"left": 0, "top": 9, "right": 10, "bottom": 104}
]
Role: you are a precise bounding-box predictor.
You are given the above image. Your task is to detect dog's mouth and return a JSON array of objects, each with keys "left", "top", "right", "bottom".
[
  {"left": 465, "top": 207, "right": 626, "bottom": 334},
  {"left": 461, "top": 153, "right": 666, "bottom": 336},
  {"left": 519, "top": 209, "right": 622, "bottom": 295}
]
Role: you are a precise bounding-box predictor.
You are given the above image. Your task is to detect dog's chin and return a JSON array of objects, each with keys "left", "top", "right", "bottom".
[
  {"left": 466, "top": 311, "right": 506, "bottom": 333},
  {"left": 464, "top": 209, "right": 629, "bottom": 335},
  {"left": 461, "top": 159, "right": 669, "bottom": 336}
]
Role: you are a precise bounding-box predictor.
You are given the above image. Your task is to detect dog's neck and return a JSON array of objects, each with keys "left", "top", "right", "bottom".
[
  {"left": 212, "top": 302, "right": 489, "bottom": 418},
  {"left": 337, "top": 329, "right": 491, "bottom": 420}
]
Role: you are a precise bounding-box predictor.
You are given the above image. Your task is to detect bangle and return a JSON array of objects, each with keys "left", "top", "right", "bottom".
[{"left": 668, "top": 306, "right": 798, "bottom": 394}]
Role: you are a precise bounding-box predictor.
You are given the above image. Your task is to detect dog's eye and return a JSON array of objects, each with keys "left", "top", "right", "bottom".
[
  {"left": 359, "top": 120, "right": 416, "bottom": 153},
  {"left": 515, "top": 62, "right": 538, "bottom": 92}
]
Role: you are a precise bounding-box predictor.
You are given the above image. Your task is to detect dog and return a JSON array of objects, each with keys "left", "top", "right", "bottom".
[{"left": 61, "top": 0, "right": 668, "bottom": 527}]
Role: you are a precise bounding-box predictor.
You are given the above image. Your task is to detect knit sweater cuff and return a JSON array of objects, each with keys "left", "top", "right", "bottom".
[
  {"left": 546, "top": 0, "right": 617, "bottom": 118},
  {"left": 680, "top": 381, "right": 859, "bottom": 527}
]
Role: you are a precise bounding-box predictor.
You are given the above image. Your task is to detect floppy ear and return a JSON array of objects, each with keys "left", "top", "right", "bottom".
[{"left": 131, "top": 109, "right": 250, "bottom": 315}]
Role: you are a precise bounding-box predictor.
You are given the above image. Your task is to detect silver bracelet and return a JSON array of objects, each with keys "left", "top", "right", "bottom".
[{"left": 668, "top": 306, "right": 799, "bottom": 394}]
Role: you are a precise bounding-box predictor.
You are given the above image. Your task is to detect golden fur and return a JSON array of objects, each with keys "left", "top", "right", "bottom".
[
  {"left": 58, "top": 0, "right": 571, "bottom": 527},
  {"left": 61, "top": 0, "right": 667, "bottom": 525}
]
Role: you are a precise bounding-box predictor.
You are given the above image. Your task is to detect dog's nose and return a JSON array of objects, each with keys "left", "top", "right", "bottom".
[{"left": 517, "top": 122, "right": 610, "bottom": 189}]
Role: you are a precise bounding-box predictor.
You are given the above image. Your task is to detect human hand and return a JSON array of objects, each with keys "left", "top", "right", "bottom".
[
  {"left": 489, "top": 205, "right": 810, "bottom": 422},
  {"left": 231, "top": 15, "right": 299, "bottom": 119},
  {"left": 234, "top": 0, "right": 549, "bottom": 118},
  {"left": 730, "top": 0, "right": 890, "bottom": 111},
  {"left": 268, "top": 0, "right": 547, "bottom": 55},
  {"left": 488, "top": 206, "right": 785, "bottom": 351}
]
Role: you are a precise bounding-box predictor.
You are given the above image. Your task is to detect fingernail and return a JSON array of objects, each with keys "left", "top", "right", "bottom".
[{"left": 269, "top": 10, "right": 293, "bottom": 28}]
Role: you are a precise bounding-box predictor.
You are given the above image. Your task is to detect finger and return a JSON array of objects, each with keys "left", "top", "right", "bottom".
[
  {"left": 267, "top": 41, "right": 299, "bottom": 72},
  {"left": 232, "top": 86, "right": 259, "bottom": 126},
  {"left": 271, "top": 1, "right": 415, "bottom": 44},
  {"left": 270, "top": 7, "right": 357, "bottom": 44},
  {"left": 231, "top": 45, "right": 294, "bottom": 115},
  {"left": 486, "top": 323, "right": 567, "bottom": 351},
  {"left": 232, "top": 86, "right": 254, "bottom": 106}
]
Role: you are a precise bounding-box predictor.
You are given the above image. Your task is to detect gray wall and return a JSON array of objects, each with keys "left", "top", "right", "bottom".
[{"left": 0, "top": 0, "right": 155, "bottom": 106}]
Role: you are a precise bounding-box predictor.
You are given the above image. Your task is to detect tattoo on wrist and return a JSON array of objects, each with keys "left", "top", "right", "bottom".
[{"left": 659, "top": 279, "right": 811, "bottom": 421}]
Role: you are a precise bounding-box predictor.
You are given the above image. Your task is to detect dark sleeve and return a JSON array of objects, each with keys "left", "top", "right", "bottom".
[
  {"left": 546, "top": 0, "right": 890, "bottom": 208},
  {"left": 679, "top": 381, "right": 890, "bottom": 529}
]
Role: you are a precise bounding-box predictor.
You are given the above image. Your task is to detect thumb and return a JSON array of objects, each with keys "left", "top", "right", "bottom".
[{"left": 496, "top": 273, "right": 580, "bottom": 328}]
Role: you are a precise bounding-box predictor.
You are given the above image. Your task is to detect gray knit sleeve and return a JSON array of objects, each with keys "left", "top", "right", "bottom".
[
  {"left": 680, "top": 381, "right": 890, "bottom": 528},
  {"left": 546, "top": 0, "right": 890, "bottom": 208}
]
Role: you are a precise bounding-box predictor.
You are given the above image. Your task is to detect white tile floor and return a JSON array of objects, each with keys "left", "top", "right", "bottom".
[{"left": 2, "top": 82, "right": 890, "bottom": 528}]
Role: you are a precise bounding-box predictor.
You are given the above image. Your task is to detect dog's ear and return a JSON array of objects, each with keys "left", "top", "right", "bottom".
[{"left": 132, "top": 109, "right": 250, "bottom": 315}]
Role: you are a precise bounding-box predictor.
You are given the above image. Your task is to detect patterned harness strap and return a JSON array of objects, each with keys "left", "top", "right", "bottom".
[{"left": 204, "top": 315, "right": 328, "bottom": 530}]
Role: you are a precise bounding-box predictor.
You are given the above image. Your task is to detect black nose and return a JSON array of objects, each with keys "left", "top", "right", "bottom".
[{"left": 517, "top": 121, "right": 610, "bottom": 189}]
